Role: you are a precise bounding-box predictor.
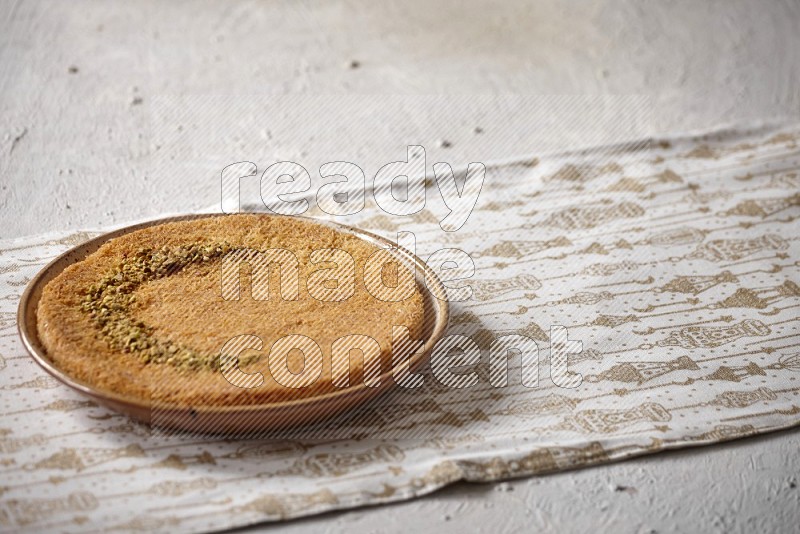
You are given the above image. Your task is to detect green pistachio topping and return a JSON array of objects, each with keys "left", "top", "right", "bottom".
[{"left": 80, "top": 242, "right": 232, "bottom": 371}]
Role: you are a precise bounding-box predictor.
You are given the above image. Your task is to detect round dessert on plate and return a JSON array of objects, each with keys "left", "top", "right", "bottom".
[{"left": 20, "top": 214, "right": 449, "bottom": 434}]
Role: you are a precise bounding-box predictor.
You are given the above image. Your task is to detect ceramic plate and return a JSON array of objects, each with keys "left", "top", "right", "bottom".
[{"left": 17, "top": 214, "right": 450, "bottom": 435}]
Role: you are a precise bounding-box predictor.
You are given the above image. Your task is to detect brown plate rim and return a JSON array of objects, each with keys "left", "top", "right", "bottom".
[{"left": 16, "top": 213, "right": 450, "bottom": 420}]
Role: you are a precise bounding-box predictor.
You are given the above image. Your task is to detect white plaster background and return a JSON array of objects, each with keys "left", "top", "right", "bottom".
[{"left": 1, "top": 0, "right": 799, "bottom": 532}]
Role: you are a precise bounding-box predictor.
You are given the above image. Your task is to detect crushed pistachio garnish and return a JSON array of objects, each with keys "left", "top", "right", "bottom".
[{"left": 80, "top": 242, "right": 233, "bottom": 371}]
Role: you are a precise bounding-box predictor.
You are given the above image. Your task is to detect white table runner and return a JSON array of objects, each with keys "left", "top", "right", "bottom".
[{"left": 1, "top": 123, "right": 798, "bottom": 532}]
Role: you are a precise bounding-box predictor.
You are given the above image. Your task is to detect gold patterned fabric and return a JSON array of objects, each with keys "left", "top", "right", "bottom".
[{"left": 1, "top": 124, "right": 799, "bottom": 531}]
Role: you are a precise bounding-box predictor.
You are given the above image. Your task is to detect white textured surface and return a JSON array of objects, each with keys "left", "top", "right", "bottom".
[
  {"left": 1, "top": 1, "right": 799, "bottom": 532},
  {"left": 2, "top": 0, "right": 800, "bottom": 238}
]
